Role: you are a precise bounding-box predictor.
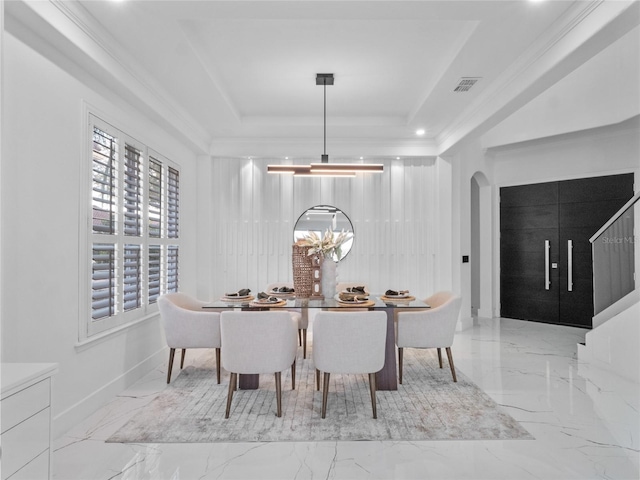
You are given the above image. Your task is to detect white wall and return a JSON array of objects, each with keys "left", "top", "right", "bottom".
[
  {"left": 0, "top": 33, "right": 198, "bottom": 436},
  {"left": 449, "top": 140, "right": 494, "bottom": 325},
  {"left": 196, "top": 156, "right": 453, "bottom": 300}
]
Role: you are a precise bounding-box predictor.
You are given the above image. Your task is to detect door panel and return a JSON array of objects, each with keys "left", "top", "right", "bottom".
[
  {"left": 558, "top": 175, "right": 634, "bottom": 204},
  {"left": 501, "top": 228, "right": 557, "bottom": 277},
  {"left": 501, "top": 205, "right": 559, "bottom": 230},
  {"left": 501, "top": 197, "right": 558, "bottom": 323},
  {"left": 500, "top": 174, "right": 634, "bottom": 328},
  {"left": 501, "top": 182, "right": 558, "bottom": 207},
  {"left": 500, "top": 275, "right": 559, "bottom": 322},
  {"left": 560, "top": 200, "right": 631, "bottom": 230}
]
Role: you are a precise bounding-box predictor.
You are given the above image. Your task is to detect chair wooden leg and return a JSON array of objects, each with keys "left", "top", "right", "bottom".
[
  {"left": 321, "top": 372, "right": 330, "bottom": 419},
  {"left": 180, "top": 349, "right": 186, "bottom": 369},
  {"left": 215, "top": 348, "right": 221, "bottom": 384},
  {"left": 275, "top": 372, "right": 283, "bottom": 417},
  {"left": 291, "top": 360, "right": 296, "bottom": 390},
  {"left": 316, "top": 368, "right": 321, "bottom": 391},
  {"left": 398, "top": 347, "right": 403, "bottom": 384},
  {"left": 437, "top": 348, "right": 443, "bottom": 368},
  {"left": 298, "top": 329, "right": 302, "bottom": 346},
  {"left": 167, "top": 348, "right": 176, "bottom": 384},
  {"left": 225, "top": 373, "right": 237, "bottom": 418},
  {"left": 445, "top": 347, "right": 457, "bottom": 382},
  {"left": 368, "top": 373, "right": 378, "bottom": 419},
  {"left": 302, "top": 329, "right": 307, "bottom": 359}
]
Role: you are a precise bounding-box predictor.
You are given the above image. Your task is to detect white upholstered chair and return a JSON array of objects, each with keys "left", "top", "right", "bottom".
[
  {"left": 312, "top": 311, "right": 387, "bottom": 419},
  {"left": 158, "top": 292, "right": 221, "bottom": 384},
  {"left": 395, "top": 291, "right": 462, "bottom": 383},
  {"left": 220, "top": 311, "right": 298, "bottom": 418},
  {"left": 266, "top": 282, "right": 308, "bottom": 358}
]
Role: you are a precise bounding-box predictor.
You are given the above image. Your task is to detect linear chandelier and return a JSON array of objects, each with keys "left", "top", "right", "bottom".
[{"left": 267, "top": 73, "right": 384, "bottom": 177}]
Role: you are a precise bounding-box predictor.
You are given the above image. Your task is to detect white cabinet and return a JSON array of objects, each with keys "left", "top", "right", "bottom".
[{"left": 1, "top": 364, "right": 58, "bottom": 480}]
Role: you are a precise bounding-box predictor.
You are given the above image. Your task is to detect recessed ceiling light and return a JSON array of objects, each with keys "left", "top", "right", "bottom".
[
  {"left": 360, "top": 157, "right": 364, "bottom": 160},
  {"left": 285, "top": 157, "right": 289, "bottom": 160},
  {"left": 396, "top": 157, "right": 400, "bottom": 160},
  {"left": 416, "top": 129, "right": 425, "bottom": 136}
]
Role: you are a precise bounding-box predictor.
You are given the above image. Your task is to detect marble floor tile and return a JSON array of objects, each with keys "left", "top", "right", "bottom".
[{"left": 52, "top": 318, "right": 639, "bottom": 479}]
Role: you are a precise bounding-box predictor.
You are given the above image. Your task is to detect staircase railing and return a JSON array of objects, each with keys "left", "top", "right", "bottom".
[{"left": 590, "top": 190, "right": 639, "bottom": 316}]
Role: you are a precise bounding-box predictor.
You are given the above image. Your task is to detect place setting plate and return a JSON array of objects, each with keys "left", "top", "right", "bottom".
[
  {"left": 221, "top": 294, "right": 253, "bottom": 301},
  {"left": 249, "top": 298, "right": 287, "bottom": 307},
  {"left": 380, "top": 289, "right": 415, "bottom": 302},
  {"left": 335, "top": 294, "right": 375, "bottom": 307},
  {"left": 221, "top": 289, "right": 254, "bottom": 302},
  {"left": 268, "top": 289, "right": 296, "bottom": 298}
]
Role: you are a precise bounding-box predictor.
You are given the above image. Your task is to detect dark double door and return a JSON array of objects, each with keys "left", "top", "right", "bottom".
[{"left": 500, "top": 174, "right": 634, "bottom": 328}]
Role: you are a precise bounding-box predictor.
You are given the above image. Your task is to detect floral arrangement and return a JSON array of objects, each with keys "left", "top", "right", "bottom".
[{"left": 300, "top": 228, "right": 350, "bottom": 260}]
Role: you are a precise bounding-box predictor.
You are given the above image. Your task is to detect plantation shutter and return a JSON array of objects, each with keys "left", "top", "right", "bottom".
[
  {"left": 148, "top": 245, "right": 161, "bottom": 303},
  {"left": 148, "top": 157, "right": 162, "bottom": 238},
  {"left": 92, "top": 127, "right": 117, "bottom": 234},
  {"left": 123, "top": 244, "right": 142, "bottom": 311},
  {"left": 167, "top": 167, "right": 179, "bottom": 238},
  {"left": 123, "top": 144, "right": 143, "bottom": 236},
  {"left": 92, "top": 244, "right": 116, "bottom": 319},
  {"left": 86, "top": 115, "right": 182, "bottom": 337},
  {"left": 167, "top": 245, "right": 179, "bottom": 293}
]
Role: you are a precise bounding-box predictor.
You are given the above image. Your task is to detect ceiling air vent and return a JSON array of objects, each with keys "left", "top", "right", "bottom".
[{"left": 454, "top": 77, "right": 481, "bottom": 92}]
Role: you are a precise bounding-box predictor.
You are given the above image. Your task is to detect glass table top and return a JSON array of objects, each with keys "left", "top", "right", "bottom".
[{"left": 204, "top": 295, "right": 430, "bottom": 309}]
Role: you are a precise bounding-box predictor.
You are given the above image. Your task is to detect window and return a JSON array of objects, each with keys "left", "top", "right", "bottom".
[{"left": 84, "top": 115, "right": 180, "bottom": 338}]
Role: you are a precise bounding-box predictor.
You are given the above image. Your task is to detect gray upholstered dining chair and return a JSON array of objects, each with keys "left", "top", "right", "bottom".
[
  {"left": 220, "top": 311, "right": 298, "bottom": 418},
  {"left": 395, "top": 291, "right": 462, "bottom": 383},
  {"left": 266, "top": 282, "right": 308, "bottom": 358},
  {"left": 158, "top": 292, "right": 221, "bottom": 384},
  {"left": 312, "top": 310, "right": 387, "bottom": 419}
]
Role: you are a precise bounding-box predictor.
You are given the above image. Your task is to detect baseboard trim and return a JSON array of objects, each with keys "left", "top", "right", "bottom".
[
  {"left": 457, "top": 316, "right": 474, "bottom": 331},
  {"left": 52, "top": 346, "right": 167, "bottom": 438}
]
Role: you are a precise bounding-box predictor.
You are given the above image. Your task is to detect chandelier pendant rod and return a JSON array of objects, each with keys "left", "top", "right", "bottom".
[{"left": 323, "top": 80, "right": 327, "bottom": 162}]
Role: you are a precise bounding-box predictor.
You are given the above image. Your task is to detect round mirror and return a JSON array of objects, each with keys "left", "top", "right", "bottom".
[{"left": 293, "top": 205, "right": 354, "bottom": 262}]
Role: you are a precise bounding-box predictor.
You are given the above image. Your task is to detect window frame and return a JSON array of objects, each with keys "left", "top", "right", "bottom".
[{"left": 79, "top": 113, "right": 181, "bottom": 341}]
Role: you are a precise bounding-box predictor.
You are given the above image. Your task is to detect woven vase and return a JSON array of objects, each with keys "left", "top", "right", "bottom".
[{"left": 292, "top": 244, "right": 313, "bottom": 298}]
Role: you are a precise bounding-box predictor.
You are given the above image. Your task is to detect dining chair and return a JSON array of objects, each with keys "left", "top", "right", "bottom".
[
  {"left": 266, "top": 282, "right": 308, "bottom": 358},
  {"left": 312, "top": 310, "right": 387, "bottom": 419},
  {"left": 395, "top": 291, "right": 462, "bottom": 383},
  {"left": 158, "top": 292, "right": 221, "bottom": 384},
  {"left": 220, "top": 311, "right": 298, "bottom": 418}
]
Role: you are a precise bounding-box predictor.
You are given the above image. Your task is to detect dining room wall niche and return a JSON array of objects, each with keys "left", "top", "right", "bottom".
[{"left": 197, "top": 157, "right": 444, "bottom": 300}]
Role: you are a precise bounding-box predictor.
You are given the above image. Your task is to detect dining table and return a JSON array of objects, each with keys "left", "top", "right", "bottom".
[{"left": 203, "top": 294, "right": 430, "bottom": 391}]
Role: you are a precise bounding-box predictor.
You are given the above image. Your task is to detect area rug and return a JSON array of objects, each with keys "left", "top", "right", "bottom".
[{"left": 107, "top": 345, "right": 532, "bottom": 443}]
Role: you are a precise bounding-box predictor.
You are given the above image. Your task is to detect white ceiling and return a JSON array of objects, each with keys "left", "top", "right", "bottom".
[{"left": 5, "top": 0, "right": 640, "bottom": 157}]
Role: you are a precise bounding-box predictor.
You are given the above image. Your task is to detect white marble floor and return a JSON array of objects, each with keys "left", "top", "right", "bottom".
[{"left": 53, "top": 317, "right": 639, "bottom": 479}]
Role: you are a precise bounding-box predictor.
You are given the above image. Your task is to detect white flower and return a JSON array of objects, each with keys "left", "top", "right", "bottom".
[{"left": 300, "top": 228, "right": 349, "bottom": 259}]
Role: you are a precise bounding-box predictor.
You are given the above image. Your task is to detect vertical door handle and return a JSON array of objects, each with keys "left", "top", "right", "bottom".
[
  {"left": 545, "top": 240, "right": 551, "bottom": 290},
  {"left": 567, "top": 240, "right": 573, "bottom": 292}
]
